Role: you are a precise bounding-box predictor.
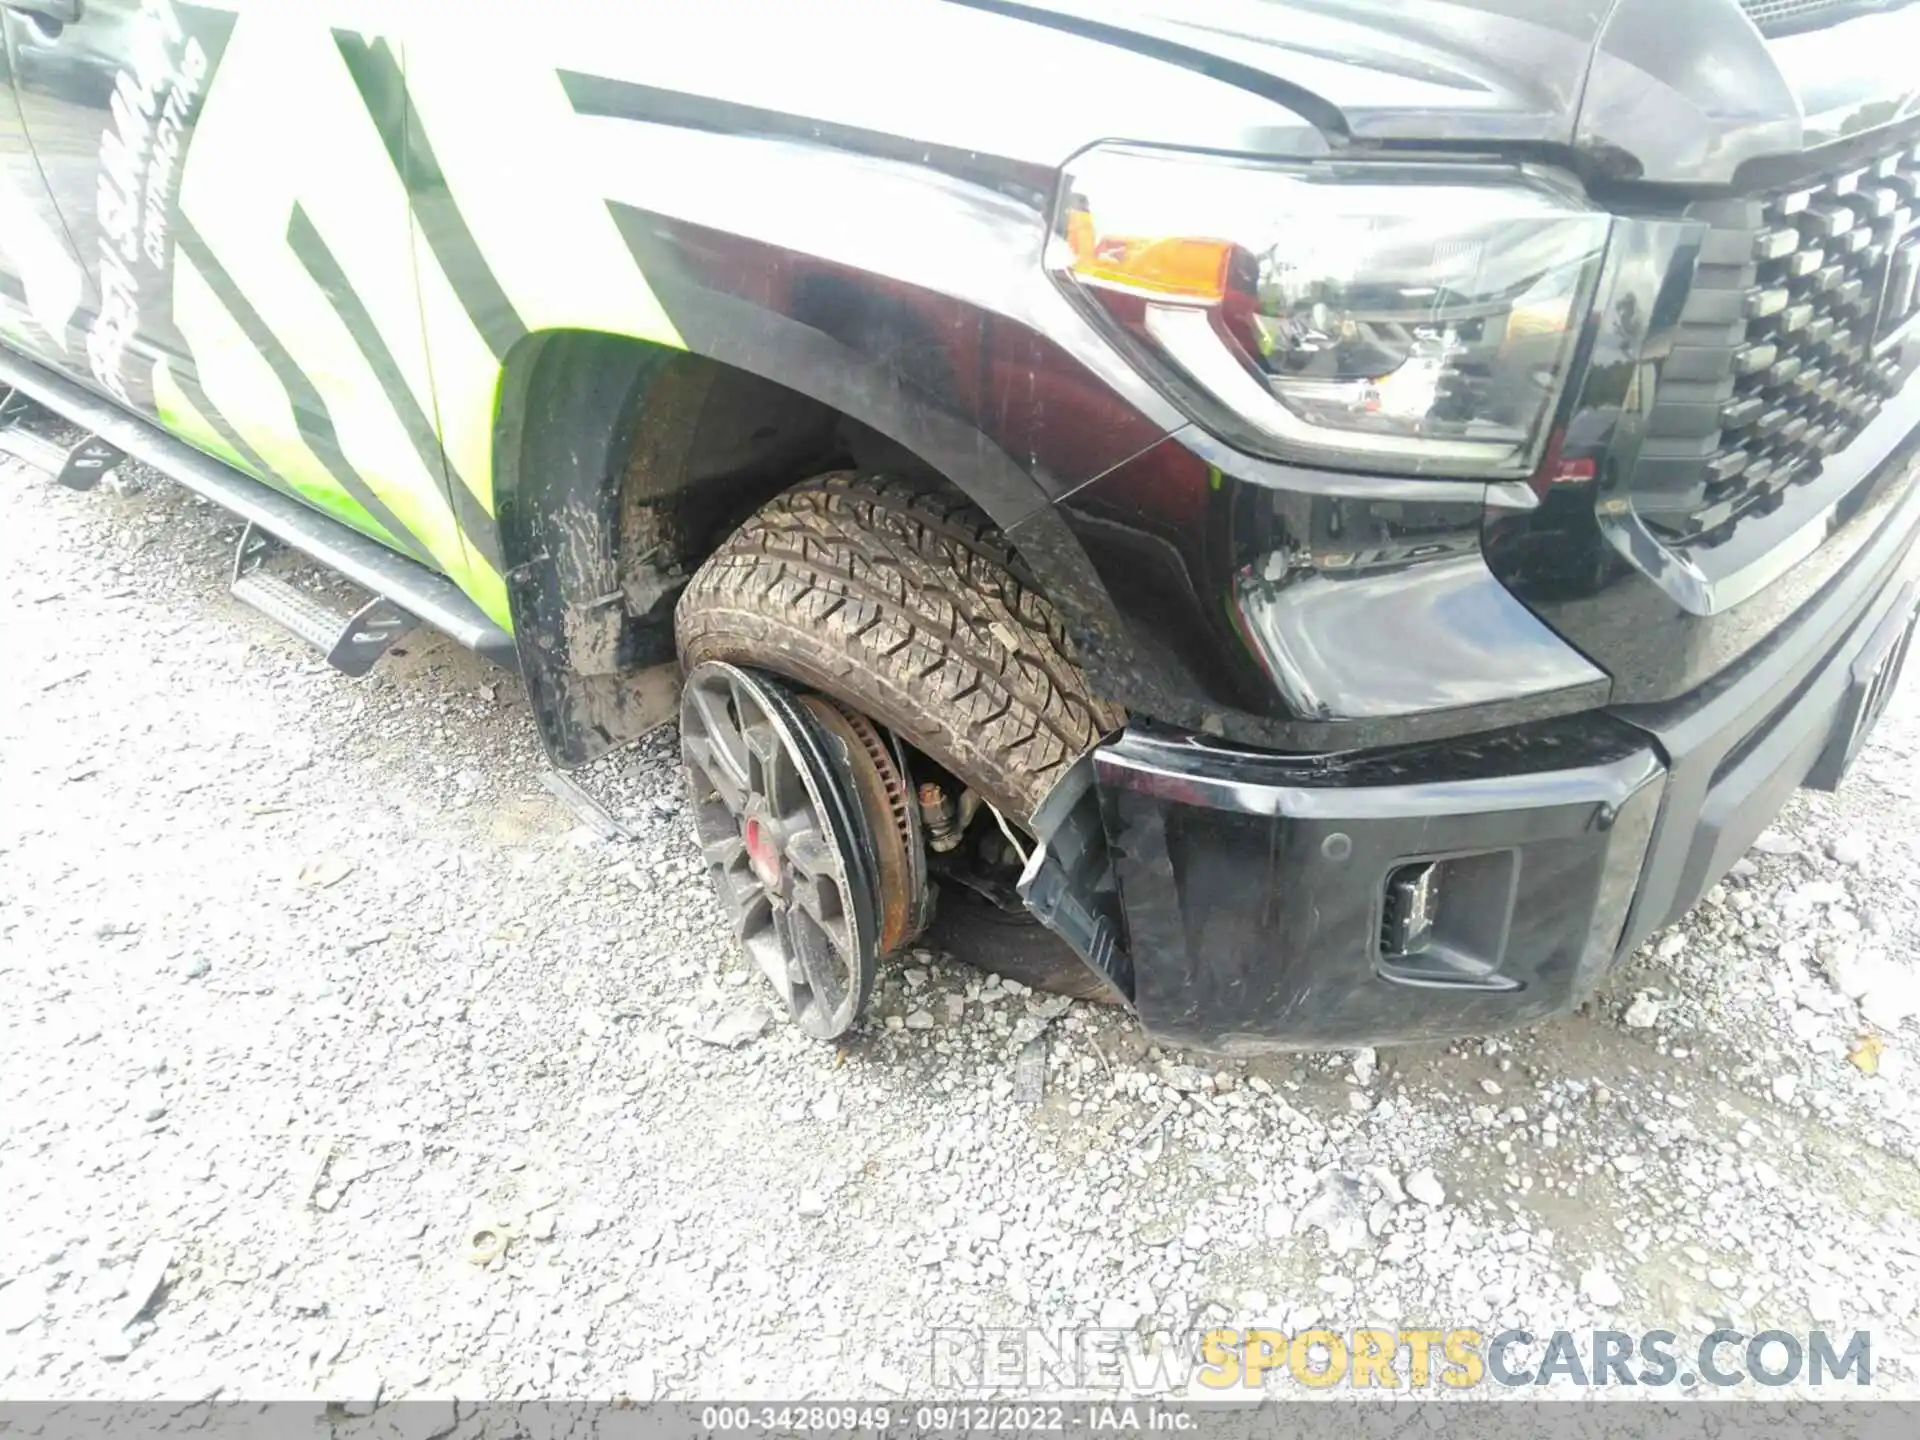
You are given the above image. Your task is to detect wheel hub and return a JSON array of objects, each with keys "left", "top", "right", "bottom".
[{"left": 741, "top": 814, "right": 782, "bottom": 889}]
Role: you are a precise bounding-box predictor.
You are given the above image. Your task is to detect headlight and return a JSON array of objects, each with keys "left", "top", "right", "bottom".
[{"left": 1051, "top": 146, "right": 1612, "bottom": 479}]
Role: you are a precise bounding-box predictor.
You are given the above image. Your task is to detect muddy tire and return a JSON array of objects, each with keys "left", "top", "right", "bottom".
[
  {"left": 675, "top": 470, "right": 1126, "bottom": 997},
  {"left": 675, "top": 471, "right": 1123, "bottom": 822}
]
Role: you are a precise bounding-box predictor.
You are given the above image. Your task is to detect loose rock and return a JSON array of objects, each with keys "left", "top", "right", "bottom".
[
  {"left": 1623, "top": 994, "right": 1661, "bottom": 1029},
  {"left": 1405, "top": 1168, "right": 1446, "bottom": 1208},
  {"left": 1581, "top": 1269, "right": 1624, "bottom": 1309}
]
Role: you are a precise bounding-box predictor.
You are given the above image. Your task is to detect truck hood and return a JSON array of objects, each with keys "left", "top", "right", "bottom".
[{"left": 959, "top": 0, "right": 1920, "bottom": 183}]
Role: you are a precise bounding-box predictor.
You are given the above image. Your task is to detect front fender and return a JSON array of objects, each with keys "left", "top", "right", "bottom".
[{"left": 485, "top": 124, "right": 1189, "bottom": 766}]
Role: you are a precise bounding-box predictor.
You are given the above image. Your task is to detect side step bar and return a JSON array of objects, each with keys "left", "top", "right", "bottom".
[
  {"left": 0, "top": 347, "right": 515, "bottom": 670},
  {"left": 0, "top": 386, "right": 127, "bottom": 490},
  {"left": 231, "top": 522, "right": 421, "bottom": 677}
]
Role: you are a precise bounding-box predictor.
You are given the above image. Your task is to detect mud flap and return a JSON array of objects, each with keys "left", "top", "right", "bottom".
[{"left": 1016, "top": 755, "right": 1133, "bottom": 999}]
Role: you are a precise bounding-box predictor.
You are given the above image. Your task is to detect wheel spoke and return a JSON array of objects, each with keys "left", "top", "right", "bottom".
[
  {"left": 739, "top": 678, "right": 782, "bottom": 768},
  {"left": 763, "top": 740, "right": 810, "bottom": 822},
  {"left": 682, "top": 732, "right": 748, "bottom": 815},
  {"left": 700, "top": 831, "right": 747, "bottom": 867},
  {"left": 791, "top": 871, "right": 851, "bottom": 955},
  {"left": 742, "top": 896, "right": 800, "bottom": 1010},
  {"left": 768, "top": 906, "right": 810, "bottom": 1005},
  {"left": 792, "top": 913, "right": 849, "bottom": 1020},
  {"left": 734, "top": 885, "right": 773, "bottom": 943},
  {"left": 688, "top": 683, "right": 752, "bottom": 797},
  {"left": 783, "top": 827, "right": 834, "bottom": 882}
]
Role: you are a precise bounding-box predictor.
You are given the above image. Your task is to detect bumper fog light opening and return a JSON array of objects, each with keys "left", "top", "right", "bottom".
[
  {"left": 1381, "top": 861, "right": 1440, "bottom": 958},
  {"left": 1375, "top": 850, "right": 1523, "bottom": 992}
]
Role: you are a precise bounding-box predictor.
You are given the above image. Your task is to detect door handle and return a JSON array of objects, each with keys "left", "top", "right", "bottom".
[{"left": 5, "top": 1, "right": 82, "bottom": 24}]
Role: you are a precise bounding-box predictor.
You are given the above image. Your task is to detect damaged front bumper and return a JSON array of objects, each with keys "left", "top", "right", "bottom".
[
  {"left": 1029, "top": 462, "right": 1920, "bottom": 1054},
  {"left": 1087, "top": 718, "right": 1664, "bottom": 1053}
]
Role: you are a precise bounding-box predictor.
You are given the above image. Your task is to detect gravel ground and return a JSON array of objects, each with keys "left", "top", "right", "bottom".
[{"left": 4, "top": 456, "right": 1920, "bottom": 1405}]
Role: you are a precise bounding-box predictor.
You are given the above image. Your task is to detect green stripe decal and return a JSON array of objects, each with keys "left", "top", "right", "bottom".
[
  {"left": 333, "top": 32, "right": 528, "bottom": 362},
  {"left": 171, "top": 256, "right": 407, "bottom": 545},
  {"left": 173, "top": 217, "right": 436, "bottom": 568},
  {"left": 153, "top": 353, "right": 390, "bottom": 547},
  {"left": 285, "top": 203, "right": 505, "bottom": 574},
  {"left": 158, "top": 352, "right": 279, "bottom": 485}
]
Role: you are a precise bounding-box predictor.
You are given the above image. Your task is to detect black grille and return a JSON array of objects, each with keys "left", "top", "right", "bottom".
[
  {"left": 1741, "top": 0, "right": 1918, "bottom": 35},
  {"left": 1636, "top": 140, "right": 1920, "bottom": 548},
  {"left": 1742, "top": 0, "right": 1844, "bottom": 31},
  {"left": 1743, "top": 0, "right": 1836, "bottom": 26}
]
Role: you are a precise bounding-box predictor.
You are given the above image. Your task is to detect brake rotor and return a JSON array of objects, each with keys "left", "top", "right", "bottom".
[
  {"left": 679, "top": 662, "right": 878, "bottom": 1040},
  {"left": 797, "top": 694, "right": 933, "bottom": 956}
]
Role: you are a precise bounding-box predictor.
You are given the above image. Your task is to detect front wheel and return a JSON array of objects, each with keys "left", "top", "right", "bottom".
[{"left": 674, "top": 471, "right": 1125, "bottom": 1012}]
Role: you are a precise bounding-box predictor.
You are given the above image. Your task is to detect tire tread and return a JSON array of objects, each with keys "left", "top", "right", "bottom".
[{"left": 676, "top": 471, "right": 1124, "bottom": 822}]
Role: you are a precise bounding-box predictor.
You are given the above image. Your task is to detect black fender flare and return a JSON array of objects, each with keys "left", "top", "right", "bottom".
[{"left": 490, "top": 312, "right": 1146, "bottom": 767}]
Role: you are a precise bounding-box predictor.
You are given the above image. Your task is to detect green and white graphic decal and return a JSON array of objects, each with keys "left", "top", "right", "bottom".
[
  {"left": 27, "top": 2, "right": 692, "bottom": 634},
  {"left": 390, "top": 29, "right": 683, "bottom": 536},
  {"left": 0, "top": 179, "right": 83, "bottom": 356},
  {"left": 168, "top": 6, "right": 494, "bottom": 602},
  {"left": 88, "top": 0, "right": 212, "bottom": 408}
]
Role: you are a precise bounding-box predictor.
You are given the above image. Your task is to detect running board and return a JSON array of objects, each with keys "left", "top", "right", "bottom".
[
  {"left": 231, "top": 522, "right": 421, "bottom": 676},
  {"left": 0, "top": 346, "right": 515, "bottom": 668},
  {"left": 0, "top": 387, "right": 126, "bottom": 490}
]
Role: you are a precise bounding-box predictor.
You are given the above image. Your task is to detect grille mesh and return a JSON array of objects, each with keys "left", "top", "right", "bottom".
[
  {"left": 1739, "top": 0, "right": 1916, "bottom": 33},
  {"left": 1635, "top": 140, "right": 1920, "bottom": 547},
  {"left": 1741, "top": 0, "right": 1847, "bottom": 30}
]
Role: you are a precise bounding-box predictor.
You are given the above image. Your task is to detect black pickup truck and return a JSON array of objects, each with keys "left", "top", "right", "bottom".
[{"left": 0, "top": 0, "right": 1914, "bottom": 1051}]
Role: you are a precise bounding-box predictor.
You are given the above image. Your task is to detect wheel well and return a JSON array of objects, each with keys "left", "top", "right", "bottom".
[
  {"left": 606, "top": 337, "right": 942, "bottom": 624},
  {"left": 494, "top": 328, "right": 972, "bottom": 765}
]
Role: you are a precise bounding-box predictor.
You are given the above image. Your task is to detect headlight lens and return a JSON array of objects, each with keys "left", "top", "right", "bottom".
[{"left": 1052, "top": 146, "right": 1612, "bottom": 479}]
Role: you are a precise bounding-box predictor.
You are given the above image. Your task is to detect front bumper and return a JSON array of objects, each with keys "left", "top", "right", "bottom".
[{"left": 1090, "top": 454, "right": 1920, "bottom": 1053}]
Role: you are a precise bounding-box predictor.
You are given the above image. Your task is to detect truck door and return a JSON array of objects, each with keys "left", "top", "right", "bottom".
[
  {"left": 0, "top": 6, "right": 90, "bottom": 379},
  {"left": 5, "top": 1, "right": 485, "bottom": 592}
]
